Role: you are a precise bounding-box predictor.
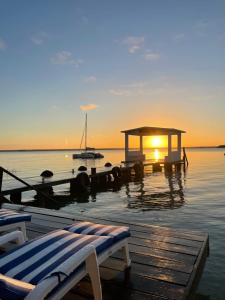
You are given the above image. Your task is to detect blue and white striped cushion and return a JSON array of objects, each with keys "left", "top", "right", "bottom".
[
  {"left": 0, "top": 274, "right": 34, "bottom": 300},
  {"left": 0, "top": 230, "right": 112, "bottom": 285},
  {"left": 64, "top": 221, "right": 130, "bottom": 242},
  {"left": 0, "top": 209, "right": 31, "bottom": 226}
]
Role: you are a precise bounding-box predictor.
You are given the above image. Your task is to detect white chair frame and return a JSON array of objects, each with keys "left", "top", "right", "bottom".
[
  {"left": 0, "top": 231, "right": 131, "bottom": 300},
  {"left": 0, "top": 221, "right": 28, "bottom": 240}
]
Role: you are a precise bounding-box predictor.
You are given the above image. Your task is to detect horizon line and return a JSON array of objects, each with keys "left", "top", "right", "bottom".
[{"left": 0, "top": 146, "right": 221, "bottom": 152}]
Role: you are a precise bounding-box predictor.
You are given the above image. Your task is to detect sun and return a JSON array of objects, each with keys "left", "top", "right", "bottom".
[
  {"left": 151, "top": 136, "right": 162, "bottom": 148},
  {"left": 145, "top": 136, "right": 165, "bottom": 148}
]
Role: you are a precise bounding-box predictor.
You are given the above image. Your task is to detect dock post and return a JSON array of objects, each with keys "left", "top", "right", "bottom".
[
  {"left": 91, "top": 168, "right": 96, "bottom": 176},
  {"left": 0, "top": 167, "right": 3, "bottom": 206},
  {"left": 70, "top": 178, "right": 77, "bottom": 195},
  {"left": 10, "top": 192, "right": 22, "bottom": 204},
  {"left": 153, "top": 163, "right": 162, "bottom": 172},
  {"left": 0, "top": 167, "right": 3, "bottom": 193},
  {"left": 0, "top": 168, "right": 3, "bottom": 205},
  {"left": 90, "top": 168, "right": 97, "bottom": 187},
  {"left": 175, "top": 163, "right": 182, "bottom": 172},
  {"left": 164, "top": 162, "right": 172, "bottom": 173}
]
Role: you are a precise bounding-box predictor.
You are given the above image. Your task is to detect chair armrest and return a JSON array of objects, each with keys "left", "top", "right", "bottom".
[{"left": 0, "top": 230, "right": 25, "bottom": 246}]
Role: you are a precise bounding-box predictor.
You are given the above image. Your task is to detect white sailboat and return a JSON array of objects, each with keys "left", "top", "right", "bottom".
[{"left": 72, "top": 113, "right": 104, "bottom": 159}]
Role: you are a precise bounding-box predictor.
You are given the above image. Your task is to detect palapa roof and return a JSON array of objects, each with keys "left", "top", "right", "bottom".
[{"left": 121, "top": 126, "right": 186, "bottom": 136}]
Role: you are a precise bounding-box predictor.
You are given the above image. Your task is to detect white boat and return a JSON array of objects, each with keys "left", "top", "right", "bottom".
[{"left": 72, "top": 113, "right": 104, "bottom": 159}]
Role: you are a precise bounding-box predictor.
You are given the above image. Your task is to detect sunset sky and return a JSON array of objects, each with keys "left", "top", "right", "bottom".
[{"left": 0, "top": 1, "right": 225, "bottom": 149}]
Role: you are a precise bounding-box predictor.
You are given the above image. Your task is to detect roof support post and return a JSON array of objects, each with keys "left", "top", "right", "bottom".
[
  {"left": 177, "top": 133, "right": 182, "bottom": 160},
  {"left": 168, "top": 134, "right": 172, "bottom": 162},
  {"left": 125, "top": 133, "right": 129, "bottom": 162},
  {"left": 140, "top": 135, "right": 143, "bottom": 155}
]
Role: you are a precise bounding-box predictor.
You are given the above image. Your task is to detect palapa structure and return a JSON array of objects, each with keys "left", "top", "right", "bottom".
[{"left": 121, "top": 126, "right": 186, "bottom": 163}]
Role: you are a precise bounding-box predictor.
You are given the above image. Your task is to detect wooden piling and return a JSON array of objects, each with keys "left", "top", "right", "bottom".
[
  {"left": 152, "top": 163, "right": 162, "bottom": 172},
  {"left": 70, "top": 178, "right": 77, "bottom": 195},
  {"left": 91, "top": 168, "right": 96, "bottom": 175},
  {"left": 175, "top": 163, "right": 182, "bottom": 172},
  {"left": 10, "top": 192, "right": 22, "bottom": 204},
  {"left": 164, "top": 162, "right": 173, "bottom": 172}
]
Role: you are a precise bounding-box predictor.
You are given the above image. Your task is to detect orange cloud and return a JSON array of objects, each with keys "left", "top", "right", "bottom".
[{"left": 80, "top": 104, "right": 98, "bottom": 111}]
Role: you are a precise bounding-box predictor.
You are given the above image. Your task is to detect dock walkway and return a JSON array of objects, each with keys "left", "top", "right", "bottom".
[{"left": 2, "top": 203, "right": 209, "bottom": 300}]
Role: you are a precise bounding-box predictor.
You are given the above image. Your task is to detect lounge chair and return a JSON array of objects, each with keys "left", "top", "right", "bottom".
[
  {"left": 0, "top": 223, "right": 131, "bottom": 300},
  {"left": 64, "top": 221, "right": 131, "bottom": 267},
  {"left": 0, "top": 229, "right": 105, "bottom": 300},
  {"left": 0, "top": 209, "right": 31, "bottom": 240},
  {"left": 64, "top": 221, "right": 130, "bottom": 242}
]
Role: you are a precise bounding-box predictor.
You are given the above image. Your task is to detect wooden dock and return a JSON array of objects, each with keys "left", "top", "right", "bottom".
[
  {"left": 0, "top": 159, "right": 186, "bottom": 205},
  {"left": 2, "top": 203, "right": 209, "bottom": 300}
]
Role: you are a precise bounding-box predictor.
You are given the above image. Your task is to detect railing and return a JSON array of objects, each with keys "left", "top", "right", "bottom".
[
  {"left": 183, "top": 147, "right": 189, "bottom": 166},
  {"left": 0, "top": 166, "right": 54, "bottom": 204}
]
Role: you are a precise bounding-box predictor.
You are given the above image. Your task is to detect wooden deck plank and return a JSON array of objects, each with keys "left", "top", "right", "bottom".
[
  {"left": 27, "top": 218, "right": 201, "bottom": 257},
  {"left": 116, "top": 252, "right": 193, "bottom": 274},
  {"left": 101, "top": 257, "right": 189, "bottom": 285},
  {"left": 129, "top": 244, "right": 196, "bottom": 264},
  {"left": 130, "top": 230, "right": 203, "bottom": 248},
  {"left": 182, "top": 234, "right": 209, "bottom": 300},
  {"left": 130, "top": 237, "right": 199, "bottom": 256},
  {"left": 6, "top": 204, "right": 207, "bottom": 240},
  {"left": 26, "top": 209, "right": 206, "bottom": 243},
  {"left": 26, "top": 227, "right": 194, "bottom": 275},
  {"left": 27, "top": 215, "right": 205, "bottom": 255},
  {"left": 69, "top": 280, "right": 168, "bottom": 300},
  {"left": 27, "top": 218, "right": 198, "bottom": 265},
  {"left": 26, "top": 221, "right": 197, "bottom": 265},
  {"left": 100, "top": 268, "right": 185, "bottom": 300}
]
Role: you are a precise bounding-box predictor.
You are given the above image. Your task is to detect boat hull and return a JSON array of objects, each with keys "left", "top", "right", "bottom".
[{"left": 72, "top": 152, "right": 104, "bottom": 159}]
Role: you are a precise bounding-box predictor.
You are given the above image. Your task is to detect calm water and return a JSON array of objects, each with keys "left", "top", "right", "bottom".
[{"left": 1, "top": 148, "right": 225, "bottom": 299}]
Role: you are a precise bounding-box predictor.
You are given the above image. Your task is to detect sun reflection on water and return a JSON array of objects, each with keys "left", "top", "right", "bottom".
[{"left": 154, "top": 149, "right": 160, "bottom": 161}]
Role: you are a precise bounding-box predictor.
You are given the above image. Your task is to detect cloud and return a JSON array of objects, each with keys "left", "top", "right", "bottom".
[
  {"left": 50, "top": 105, "right": 60, "bottom": 111},
  {"left": 31, "top": 32, "right": 48, "bottom": 45},
  {"left": 173, "top": 33, "right": 185, "bottom": 41},
  {"left": 121, "top": 81, "right": 146, "bottom": 88},
  {"left": 84, "top": 76, "right": 97, "bottom": 83},
  {"left": 109, "top": 89, "right": 131, "bottom": 96},
  {"left": 0, "top": 37, "right": 7, "bottom": 50},
  {"left": 80, "top": 104, "right": 98, "bottom": 111},
  {"left": 122, "top": 36, "right": 145, "bottom": 53},
  {"left": 144, "top": 51, "right": 160, "bottom": 61},
  {"left": 50, "top": 51, "right": 83, "bottom": 66}
]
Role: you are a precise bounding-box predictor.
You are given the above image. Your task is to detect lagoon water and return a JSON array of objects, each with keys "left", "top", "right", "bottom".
[{"left": 0, "top": 148, "right": 225, "bottom": 300}]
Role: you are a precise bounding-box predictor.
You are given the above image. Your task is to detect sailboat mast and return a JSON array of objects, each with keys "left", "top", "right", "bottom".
[{"left": 85, "top": 113, "right": 87, "bottom": 151}]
